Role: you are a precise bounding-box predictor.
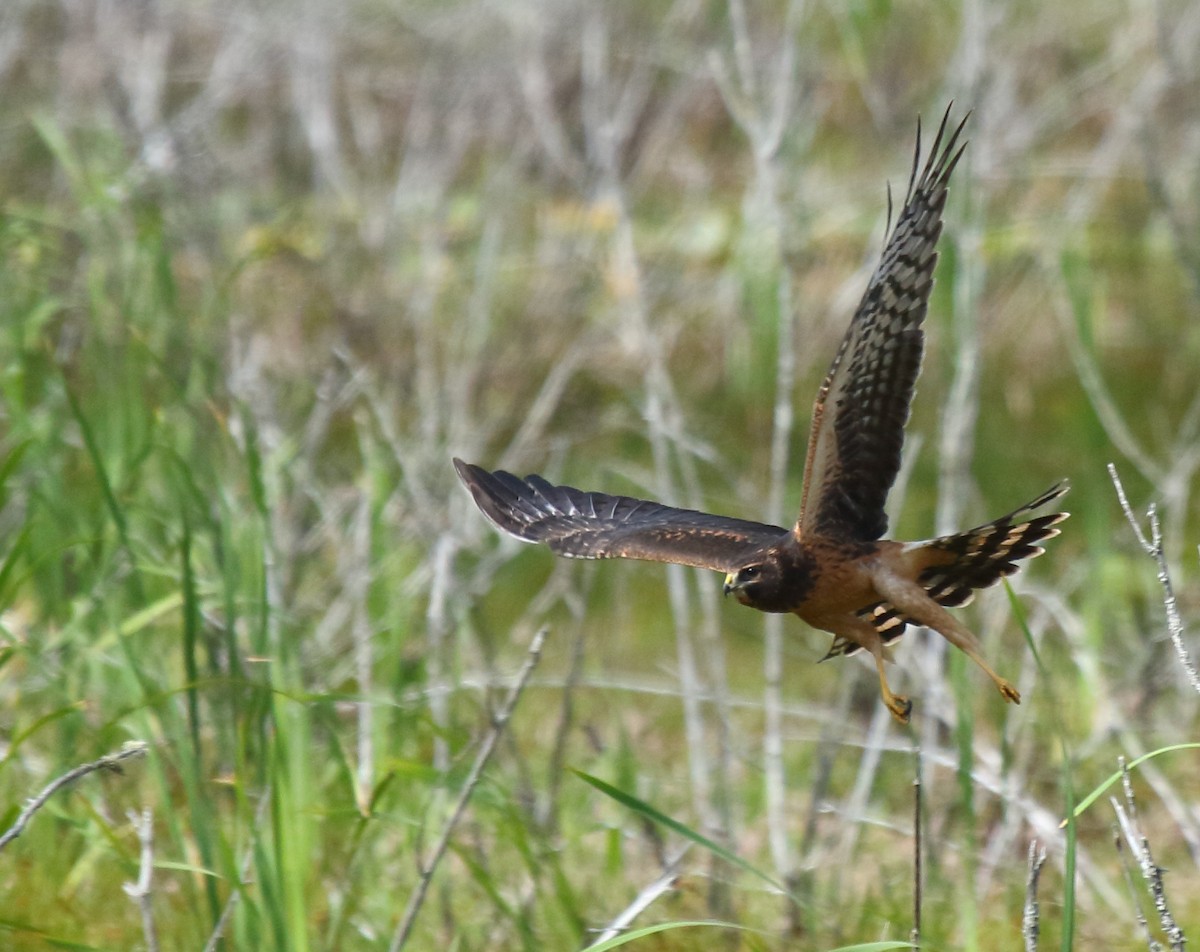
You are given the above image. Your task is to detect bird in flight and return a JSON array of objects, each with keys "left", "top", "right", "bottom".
[{"left": 454, "top": 108, "right": 1068, "bottom": 723}]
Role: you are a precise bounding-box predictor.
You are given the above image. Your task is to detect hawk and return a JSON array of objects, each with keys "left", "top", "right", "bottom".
[{"left": 454, "top": 108, "right": 1068, "bottom": 723}]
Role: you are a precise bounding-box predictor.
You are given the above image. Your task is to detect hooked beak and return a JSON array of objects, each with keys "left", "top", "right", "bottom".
[{"left": 723, "top": 573, "right": 736, "bottom": 597}]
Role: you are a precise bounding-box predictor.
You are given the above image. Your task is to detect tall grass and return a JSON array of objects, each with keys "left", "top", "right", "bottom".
[{"left": 0, "top": 1, "right": 1197, "bottom": 949}]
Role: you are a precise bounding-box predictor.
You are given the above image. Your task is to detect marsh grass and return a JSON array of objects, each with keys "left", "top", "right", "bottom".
[{"left": 0, "top": 1, "right": 1198, "bottom": 949}]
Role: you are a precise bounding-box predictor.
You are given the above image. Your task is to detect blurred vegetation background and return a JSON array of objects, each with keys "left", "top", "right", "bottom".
[{"left": 0, "top": 0, "right": 1197, "bottom": 949}]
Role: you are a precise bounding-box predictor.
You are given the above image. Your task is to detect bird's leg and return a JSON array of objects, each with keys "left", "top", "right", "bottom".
[
  {"left": 871, "top": 643, "right": 912, "bottom": 723},
  {"left": 946, "top": 632, "right": 1021, "bottom": 703},
  {"left": 873, "top": 568, "right": 1021, "bottom": 705},
  {"left": 823, "top": 615, "right": 912, "bottom": 722}
]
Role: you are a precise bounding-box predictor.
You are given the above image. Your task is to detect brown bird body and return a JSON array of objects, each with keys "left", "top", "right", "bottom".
[{"left": 454, "top": 108, "right": 1068, "bottom": 723}]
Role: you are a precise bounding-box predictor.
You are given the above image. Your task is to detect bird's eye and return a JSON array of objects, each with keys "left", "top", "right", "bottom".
[{"left": 743, "top": 566, "right": 759, "bottom": 579}]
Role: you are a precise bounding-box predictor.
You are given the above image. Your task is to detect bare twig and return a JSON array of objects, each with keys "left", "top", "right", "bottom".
[
  {"left": 911, "top": 746, "right": 923, "bottom": 946},
  {"left": 834, "top": 699, "right": 893, "bottom": 860},
  {"left": 1111, "top": 729, "right": 1200, "bottom": 865},
  {"left": 585, "top": 844, "right": 690, "bottom": 949},
  {"left": 1108, "top": 464, "right": 1200, "bottom": 695},
  {"left": 580, "top": 16, "right": 735, "bottom": 910},
  {"left": 709, "top": 0, "right": 806, "bottom": 893},
  {"left": 1111, "top": 758, "right": 1187, "bottom": 952},
  {"left": 389, "top": 627, "right": 549, "bottom": 952},
  {"left": 541, "top": 592, "right": 588, "bottom": 835},
  {"left": 425, "top": 534, "right": 459, "bottom": 774},
  {"left": 1067, "top": 341, "right": 1162, "bottom": 486},
  {"left": 122, "top": 808, "right": 160, "bottom": 952},
  {"left": 1114, "top": 821, "right": 1160, "bottom": 952},
  {"left": 0, "top": 741, "right": 148, "bottom": 852},
  {"left": 1023, "top": 840, "right": 1047, "bottom": 952}
]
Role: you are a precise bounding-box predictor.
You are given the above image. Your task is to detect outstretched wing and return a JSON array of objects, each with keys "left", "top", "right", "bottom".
[
  {"left": 454, "top": 459, "right": 789, "bottom": 572},
  {"left": 822, "top": 482, "right": 1070, "bottom": 659},
  {"left": 798, "top": 107, "right": 968, "bottom": 542}
]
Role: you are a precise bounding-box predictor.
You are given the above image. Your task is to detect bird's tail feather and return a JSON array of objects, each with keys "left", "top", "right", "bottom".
[{"left": 911, "top": 480, "right": 1070, "bottom": 610}]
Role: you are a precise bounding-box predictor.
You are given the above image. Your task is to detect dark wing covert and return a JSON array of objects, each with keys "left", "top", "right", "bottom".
[{"left": 454, "top": 459, "right": 789, "bottom": 573}]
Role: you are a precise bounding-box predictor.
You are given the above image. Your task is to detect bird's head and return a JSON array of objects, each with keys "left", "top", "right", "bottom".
[
  {"left": 723, "top": 544, "right": 815, "bottom": 613},
  {"left": 723, "top": 559, "right": 786, "bottom": 611}
]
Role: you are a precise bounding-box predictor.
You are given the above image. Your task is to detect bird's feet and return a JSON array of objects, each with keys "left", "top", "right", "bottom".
[
  {"left": 885, "top": 693, "right": 913, "bottom": 724},
  {"left": 994, "top": 677, "right": 1021, "bottom": 704}
]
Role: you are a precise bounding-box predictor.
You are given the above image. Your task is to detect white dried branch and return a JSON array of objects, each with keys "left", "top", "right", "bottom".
[
  {"left": 1108, "top": 464, "right": 1200, "bottom": 696},
  {"left": 389, "top": 626, "right": 549, "bottom": 952},
  {"left": 585, "top": 845, "right": 690, "bottom": 949},
  {"left": 0, "top": 741, "right": 148, "bottom": 852},
  {"left": 122, "top": 807, "right": 159, "bottom": 952},
  {"left": 1111, "top": 758, "right": 1187, "bottom": 952},
  {"left": 1022, "top": 839, "right": 1047, "bottom": 952}
]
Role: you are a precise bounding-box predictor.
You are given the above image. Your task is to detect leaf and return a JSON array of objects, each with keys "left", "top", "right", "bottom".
[
  {"left": 571, "top": 769, "right": 794, "bottom": 902},
  {"left": 581, "top": 921, "right": 748, "bottom": 951},
  {"left": 1068, "top": 743, "right": 1200, "bottom": 822}
]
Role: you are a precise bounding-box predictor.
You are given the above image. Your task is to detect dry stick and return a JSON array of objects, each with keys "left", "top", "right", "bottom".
[
  {"left": 123, "top": 807, "right": 159, "bottom": 952},
  {"left": 709, "top": 0, "right": 802, "bottom": 896},
  {"left": 1067, "top": 322, "right": 1165, "bottom": 486},
  {"left": 1022, "top": 840, "right": 1047, "bottom": 952},
  {"left": 825, "top": 703, "right": 897, "bottom": 937},
  {"left": 759, "top": 131, "right": 798, "bottom": 910},
  {"left": 1111, "top": 758, "right": 1187, "bottom": 952},
  {"left": 693, "top": 571, "right": 736, "bottom": 911},
  {"left": 1065, "top": 297, "right": 1166, "bottom": 489},
  {"left": 425, "top": 535, "right": 458, "bottom": 774},
  {"left": 586, "top": 845, "right": 691, "bottom": 949},
  {"left": 834, "top": 700, "right": 892, "bottom": 860},
  {"left": 932, "top": 743, "right": 1125, "bottom": 914},
  {"left": 1112, "top": 730, "right": 1200, "bottom": 864},
  {"left": 792, "top": 728, "right": 838, "bottom": 934},
  {"left": 1108, "top": 463, "right": 1200, "bottom": 696},
  {"left": 513, "top": 35, "right": 586, "bottom": 185},
  {"left": 911, "top": 746, "right": 923, "bottom": 946},
  {"left": 1113, "top": 822, "right": 1159, "bottom": 951},
  {"left": 0, "top": 741, "right": 148, "bottom": 851},
  {"left": 498, "top": 342, "right": 590, "bottom": 472},
  {"left": 581, "top": 24, "right": 728, "bottom": 900},
  {"left": 389, "top": 627, "right": 548, "bottom": 952},
  {"left": 542, "top": 590, "right": 588, "bottom": 835}
]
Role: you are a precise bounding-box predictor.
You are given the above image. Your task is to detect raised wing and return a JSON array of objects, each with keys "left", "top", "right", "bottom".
[
  {"left": 454, "top": 459, "right": 789, "bottom": 572},
  {"left": 797, "top": 107, "right": 968, "bottom": 542}
]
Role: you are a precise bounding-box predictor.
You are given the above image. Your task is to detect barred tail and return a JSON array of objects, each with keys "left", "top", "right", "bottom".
[{"left": 916, "top": 481, "right": 1070, "bottom": 609}]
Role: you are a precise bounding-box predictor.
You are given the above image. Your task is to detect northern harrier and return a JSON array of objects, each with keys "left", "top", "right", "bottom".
[{"left": 454, "top": 108, "right": 1068, "bottom": 723}]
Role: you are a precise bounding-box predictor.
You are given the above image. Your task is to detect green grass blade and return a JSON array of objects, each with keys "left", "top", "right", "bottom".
[
  {"left": 571, "top": 768, "right": 793, "bottom": 901},
  {"left": 62, "top": 380, "right": 145, "bottom": 604},
  {"left": 0, "top": 439, "right": 32, "bottom": 507},
  {"left": 180, "top": 510, "right": 202, "bottom": 756},
  {"left": 585, "top": 919, "right": 915, "bottom": 952},
  {"left": 580, "top": 920, "right": 749, "bottom": 951},
  {"left": 0, "top": 524, "right": 33, "bottom": 607},
  {"left": 825, "top": 945, "right": 917, "bottom": 952},
  {"left": 1070, "top": 743, "right": 1200, "bottom": 820}
]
